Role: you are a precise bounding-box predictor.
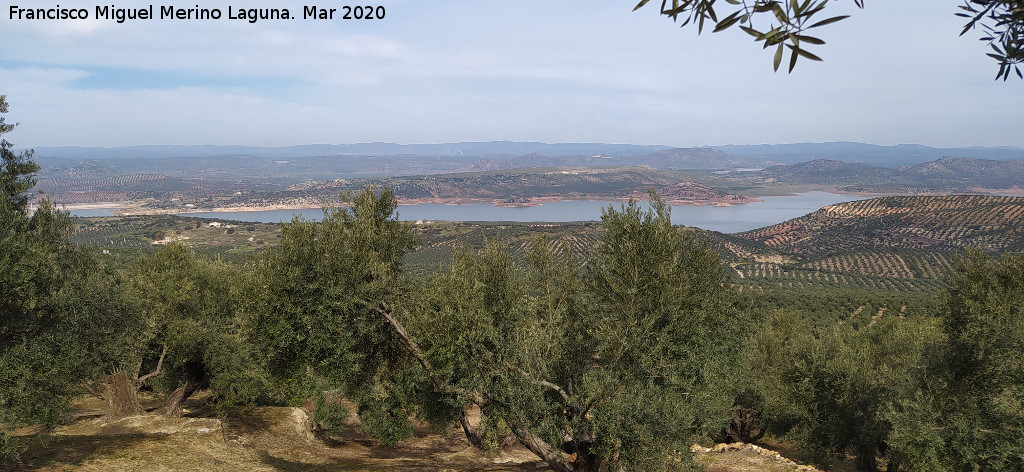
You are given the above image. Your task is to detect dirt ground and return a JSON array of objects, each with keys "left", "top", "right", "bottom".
[
  {"left": 7, "top": 394, "right": 824, "bottom": 472},
  {"left": 691, "top": 442, "right": 825, "bottom": 472}
]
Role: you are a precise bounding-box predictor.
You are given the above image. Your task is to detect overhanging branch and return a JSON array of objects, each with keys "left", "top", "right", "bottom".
[
  {"left": 138, "top": 344, "right": 168, "bottom": 384},
  {"left": 361, "top": 300, "right": 486, "bottom": 406},
  {"left": 508, "top": 362, "right": 571, "bottom": 403}
]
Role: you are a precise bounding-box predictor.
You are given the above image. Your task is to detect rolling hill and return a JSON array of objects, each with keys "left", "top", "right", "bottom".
[
  {"left": 715, "top": 142, "right": 1024, "bottom": 166},
  {"left": 756, "top": 157, "right": 1024, "bottom": 192},
  {"left": 77, "top": 195, "right": 1022, "bottom": 297},
  {"left": 686, "top": 195, "right": 1024, "bottom": 295},
  {"left": 735, "top": 195, "right": 1024, "bottom": 254}
]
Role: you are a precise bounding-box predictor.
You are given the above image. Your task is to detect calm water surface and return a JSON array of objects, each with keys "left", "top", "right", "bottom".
[
  {"left": 68, "top": 208, "right": 117, "bottom": 217},
  {"left": 69, "top": 191, "right": 868, "bottom": 234}
]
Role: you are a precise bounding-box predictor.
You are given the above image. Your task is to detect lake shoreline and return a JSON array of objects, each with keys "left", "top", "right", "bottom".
[
  {"left": 58, "top": 195, "right": 770, "bottom": 216},
  {"left": 50, "top": 183, "right": 922, "bottom": 217},
  {"left": 64, "top": 191, "right": 876, "bottom": 234}
]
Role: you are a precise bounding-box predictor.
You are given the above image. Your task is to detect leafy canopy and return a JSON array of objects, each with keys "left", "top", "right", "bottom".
[
  {"left": 124, "top": 243, "right": 265, "bottom": 411},
  {"left": 1, "top": 95, "right": 146, "bottom": 463},
  {"left": 634, "top": 0, "right": 1024, "bottom": 79},
  {"left": 404, "top": 192, "right": 744, "bottom": 471},
  {"left": 0, "top": 96, "right": 39, "bottom": 212},
  {"left": 246, "top": 187, "right": 422, "bottom": 444}
]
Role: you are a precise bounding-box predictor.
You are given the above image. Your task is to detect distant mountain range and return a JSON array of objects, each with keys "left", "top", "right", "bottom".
[
  {"left": 31, "top": 156, "right": 1024, "bottom": 210},
  {"left": 25, "top": 139, "right": 1024, "bottom": 210},
  {"left": 29, "top": 142, "right": 671, "bottom": 160},
  {"left": 761, "top": 157, "right": 1024, "bottom": 190},
  {"left": 29, "top": 141, "right": 1024, "bottom": 172},
  {"left": 715, "top": 142, "right": 1024, "bottom": 167}
]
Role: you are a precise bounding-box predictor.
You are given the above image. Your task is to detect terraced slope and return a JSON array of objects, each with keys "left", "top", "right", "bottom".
[
  {"left": 73, "top": 195, "right": 1024, "bottom": 293},
  {"left": 695, "top": 195, "right": 1022, "bottom": 292},
  {"left": 736, "top": 195, "right": 1024, "bottom": 254}
]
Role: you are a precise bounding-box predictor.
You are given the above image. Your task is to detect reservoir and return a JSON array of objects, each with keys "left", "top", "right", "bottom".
[{"left": 69, "top": 191, "right": 868, "bottom": 234}]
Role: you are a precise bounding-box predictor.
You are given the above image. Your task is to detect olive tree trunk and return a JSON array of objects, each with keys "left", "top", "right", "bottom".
[
  {"left": 160, "top": 360, "right": 202, "bottom": 417},
  {"left": 102, "top": 371, "right": 145, "bottom": 418},
  {"left": 99, "top": 346, "right": 167, "bottom": 419}
]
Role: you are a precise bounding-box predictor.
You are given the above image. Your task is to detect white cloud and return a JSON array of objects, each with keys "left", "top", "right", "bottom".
[{"left": 0, "top": 0, "right": 1020, "bottom": 148}]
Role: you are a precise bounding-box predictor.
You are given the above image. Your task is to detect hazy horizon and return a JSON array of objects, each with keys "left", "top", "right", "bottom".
[
  {"left": 2, "top": 1, "right": 1022, "bottom": 149},
  {"left": 19, "top": 140, "right": 1024, "bottom": 152}
]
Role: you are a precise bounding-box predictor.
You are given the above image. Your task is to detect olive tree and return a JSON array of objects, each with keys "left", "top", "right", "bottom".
[
  {"left": 248, "top": 186, "right": 744, "bottom": 470},
  {"left": 634, "top": 0, "right": 1024, "bottom": 78},
  {"left": 887, "top": 249, "right": 1024, "bottom": 471},
  {"left": 402, "top": 192, "right": 744, "bottom": 471},
  {"left": 102, "top": 243, "right": 265, "bottom": 418},
  {"left": 0, "top": 95, "right": 146, "bottom": 462},
  {"left": 245, "top": 187, "right": 423, "bottom": 444},
  {"left": 743, "top": 308, "right": 944, "bottom": 472}
]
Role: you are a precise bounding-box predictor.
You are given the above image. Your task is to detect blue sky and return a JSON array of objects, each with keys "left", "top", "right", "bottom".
[{"left": 1, "top": 0, "right": 1021, "bottom": 148}]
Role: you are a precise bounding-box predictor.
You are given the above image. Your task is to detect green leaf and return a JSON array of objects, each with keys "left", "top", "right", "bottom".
[
  {"left": 795, "top": 34, "right": 826, "bottom": 45},
  {"left": 802, "top": 3, "right": 827, "bottom": 19},
  {"left": 713, "top": 12, "right": 743, "bottom": 32},
  {"left": 808, "top": 15, "right": 849, "bottom": 29},
  {"left": 740, "top": 25, "right": 764, "bottom": 39},
  {"left": 771, "top": 3, "right": 789, "bottom": 23},
  {"left": 774, "top": 43, "right": 784, "bottom": 71},
  {"left": 788, "top": 44, "right": 823, "bottom": 61},
  {"left": 797, "top": 0, "right": 813, "bottom": 16},
  {"left": 763, "top": 27, "right": 784, "bottom": 46}
]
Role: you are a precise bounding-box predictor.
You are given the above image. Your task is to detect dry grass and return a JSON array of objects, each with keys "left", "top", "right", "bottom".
[
  {"left": 692, "top": 442, "right": 823, "bottom": 472},
  {"left": 7, "top": 394, "right": 547, "bottom": 472},
  {"left": 8, "top": 394, "right": 834, "bottom": 472}
]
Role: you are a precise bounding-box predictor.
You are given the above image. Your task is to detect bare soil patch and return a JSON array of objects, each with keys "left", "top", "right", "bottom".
[
  {"left": 8, "top": 394, "right": 546, "bottom": 472},
  {"left": 8, "top": 394, "right": 826, "bottom": 472}
]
